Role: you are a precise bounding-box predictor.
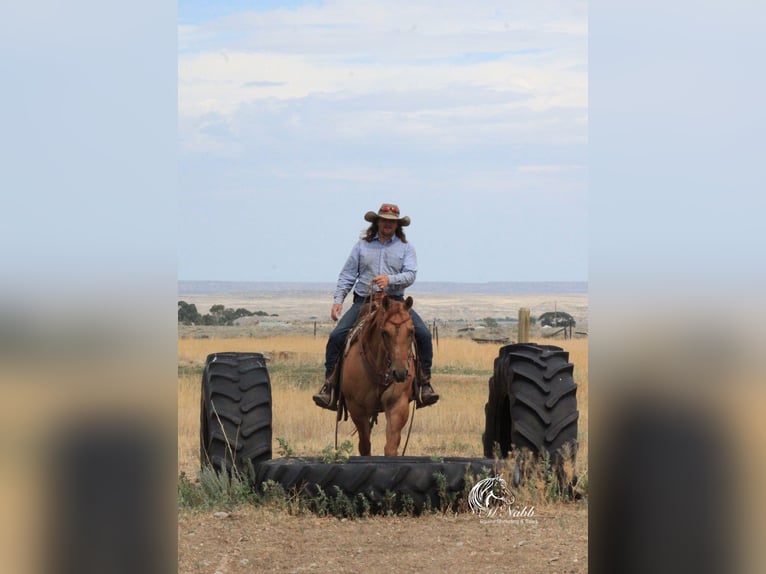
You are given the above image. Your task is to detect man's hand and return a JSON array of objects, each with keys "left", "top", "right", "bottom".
[
  {"left": 331, "top": 303, "right": 343, "bottom": 321},
  {"left": 372, "top": 275, "right": 390, "bottom": 290}
]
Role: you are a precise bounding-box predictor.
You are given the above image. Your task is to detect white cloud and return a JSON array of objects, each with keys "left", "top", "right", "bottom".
[
  {"left": 179, "top": 0, "right": 587, "bottom": 126},
  {"left": 177, "top": 1, "right": 589, "bottom": 282}
]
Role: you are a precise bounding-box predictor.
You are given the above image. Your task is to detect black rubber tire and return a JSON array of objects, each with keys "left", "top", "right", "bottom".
[
  {"left": 482, "top": 375, "right": 511, "bottom": 458},
  {"left": 253, "top": 456, "right": 501, "bottom": 514},
  {"left": 483, "top": 343, "right": 578, "bottom": 467},
  {"left": 482, "top": 348, "right": 516, "bottom": 458},
  {"left": 199, "top": 352, "right": 272, "bottom": 475}
]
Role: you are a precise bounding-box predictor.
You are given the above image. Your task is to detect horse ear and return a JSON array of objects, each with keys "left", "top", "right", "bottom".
[{"left": 404, "top": 296, "right": 413, "bottom": 310}]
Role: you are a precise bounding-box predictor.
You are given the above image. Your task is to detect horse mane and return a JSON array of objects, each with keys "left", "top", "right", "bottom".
[{"left": 362, "top": 296, "right": 413, "bottom": 332}]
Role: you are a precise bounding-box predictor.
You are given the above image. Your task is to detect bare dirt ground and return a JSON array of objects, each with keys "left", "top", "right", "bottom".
[{"left": 178, "top": 503, "right": 588, "bottom": 574}]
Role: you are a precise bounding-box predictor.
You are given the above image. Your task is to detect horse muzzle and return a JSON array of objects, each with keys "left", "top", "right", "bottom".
[{"left": 390, "top": 367, "right": 409, "bottom": 383}]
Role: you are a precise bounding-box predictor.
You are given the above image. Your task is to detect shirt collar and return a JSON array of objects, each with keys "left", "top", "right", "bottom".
[{"left": 374, "top": 234, "right": 397, "bottom": 245}]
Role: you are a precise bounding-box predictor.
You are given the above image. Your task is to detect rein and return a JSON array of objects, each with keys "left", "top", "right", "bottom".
[{"left": 401, "top": 400, "right": 416, "bottom": 456}]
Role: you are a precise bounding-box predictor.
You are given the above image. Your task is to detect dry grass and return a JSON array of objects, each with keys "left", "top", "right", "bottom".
[{"left": 178, "top": 335, "right": 588, "bottom": 483}]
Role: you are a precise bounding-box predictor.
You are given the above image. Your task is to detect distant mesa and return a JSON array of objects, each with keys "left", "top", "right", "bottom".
[{"left": 177, "top": 280, "right": 588, "bottom": 296}]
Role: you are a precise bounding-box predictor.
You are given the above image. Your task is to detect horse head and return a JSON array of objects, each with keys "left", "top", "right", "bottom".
[{"left": 378, "top": 296, "right": 414, "bottom": 383}]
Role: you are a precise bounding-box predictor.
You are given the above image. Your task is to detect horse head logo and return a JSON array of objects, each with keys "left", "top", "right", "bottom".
[{"left": 468, "top": 476, "right": 515, "bottom": 518}]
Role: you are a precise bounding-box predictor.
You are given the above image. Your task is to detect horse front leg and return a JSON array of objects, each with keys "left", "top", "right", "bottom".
[
  {"left": 349, "top": 412, "right": 372, "bottom": 456},
  {"left": 383, "top": 397, "right": 410, "bottom": 456}
]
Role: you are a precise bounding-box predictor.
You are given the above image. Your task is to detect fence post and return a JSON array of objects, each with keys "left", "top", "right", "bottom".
[{"left": 518, "top": 307, "right": 530, "bottom": 343}]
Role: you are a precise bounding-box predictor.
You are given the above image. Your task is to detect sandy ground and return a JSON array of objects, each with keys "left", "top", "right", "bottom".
[{"left": 178, "top": 503, "right": 588, "bottom": 574}]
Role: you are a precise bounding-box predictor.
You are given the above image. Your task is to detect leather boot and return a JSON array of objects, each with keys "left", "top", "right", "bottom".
[
  {"left": 312, "top": 379, "right": 338, "bottom": 411},
  {"left": 416, "top": 374, "right": 439, "bottom": 409}
]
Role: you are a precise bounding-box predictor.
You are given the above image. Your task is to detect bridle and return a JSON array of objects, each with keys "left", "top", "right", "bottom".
[{"left": 359, "top": 304, "right": 414, "bottom": 392}]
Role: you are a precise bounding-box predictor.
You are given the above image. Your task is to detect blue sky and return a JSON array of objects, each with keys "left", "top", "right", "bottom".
[{"left": 178, "top": 1, "right": 588, "bottom": 282}]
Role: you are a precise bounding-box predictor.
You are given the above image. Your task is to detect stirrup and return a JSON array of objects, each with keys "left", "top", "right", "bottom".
[
  {"left": 415, "top": 382, "right": 439, "bottom": 409},
  {"left": 312, "top": 382, "right": 337, "bottom": 411}
]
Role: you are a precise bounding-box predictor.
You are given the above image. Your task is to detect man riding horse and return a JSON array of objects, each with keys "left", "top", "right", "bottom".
[{"left": 313, "top": 203, "right": 439, "bottom": 411}]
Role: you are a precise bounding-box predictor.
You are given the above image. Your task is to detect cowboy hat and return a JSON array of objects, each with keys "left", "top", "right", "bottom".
[{"left": 364, "top": 203, "right": 411, "bottom": 226}]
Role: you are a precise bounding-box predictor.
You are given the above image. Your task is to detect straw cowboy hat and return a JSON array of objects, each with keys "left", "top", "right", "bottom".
[{"left": 364, "top": 203, "right": 411, "bottom": 226}]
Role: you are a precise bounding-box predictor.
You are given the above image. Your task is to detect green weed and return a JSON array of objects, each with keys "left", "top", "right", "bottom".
[{"left": 320, "top": 440, "right": 354, "bottom": 464}]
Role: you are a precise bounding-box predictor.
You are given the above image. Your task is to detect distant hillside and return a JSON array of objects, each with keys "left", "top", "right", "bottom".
[
  {"left": 178, "top": 280, "right": 587, "bottom": 296},
  {"left": 412, "top": 281, "right": 587, "bottom": 295},
  {"left": 178, "top": 281, "right": 335, "bottom": 295}
]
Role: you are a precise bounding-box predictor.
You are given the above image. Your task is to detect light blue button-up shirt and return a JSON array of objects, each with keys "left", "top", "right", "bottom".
[{"left": 332, "top": 235, "right": 418, "bottom": 304}]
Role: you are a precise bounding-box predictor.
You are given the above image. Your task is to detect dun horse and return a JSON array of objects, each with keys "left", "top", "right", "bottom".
[{"left": 339, "top": 295, "right": 416, "bottom": 456}]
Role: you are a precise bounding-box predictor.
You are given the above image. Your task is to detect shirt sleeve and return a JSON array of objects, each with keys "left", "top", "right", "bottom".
[
  {"left": 333, "top": 242, "right": 361, "bottom": 304},
  {"left": 388, "top": 242, "right": 417, "bottom": 288}
]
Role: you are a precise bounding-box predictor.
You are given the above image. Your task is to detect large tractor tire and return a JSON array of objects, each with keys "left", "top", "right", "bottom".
[
  {"left": 482, "top": 346, "right": 518, "bottom": 458},
  {"left": 199, "top": 352, "right": 272, "bottom": 475},
  {"left": 483, "top": 343, "right": 578, "bottom": 471},
  {"left": 253, "top": 456, "right": 500, "bottom": 515}
]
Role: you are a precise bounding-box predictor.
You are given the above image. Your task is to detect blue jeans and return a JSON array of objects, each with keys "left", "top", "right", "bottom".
[{"left": 324, "top": 296, "right": 433, "bottom": 379}]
